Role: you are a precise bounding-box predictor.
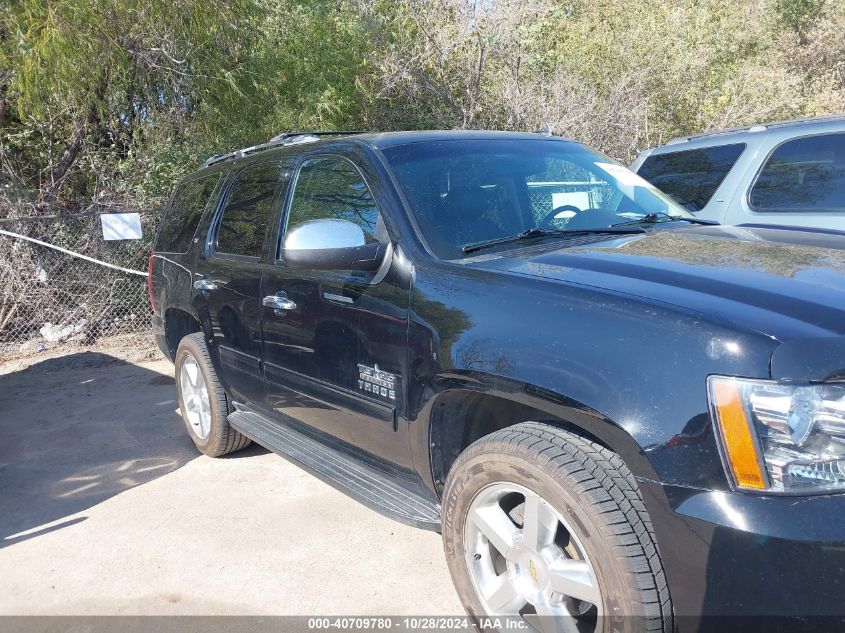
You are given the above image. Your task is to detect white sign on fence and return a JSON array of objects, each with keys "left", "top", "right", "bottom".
[{"left": 101, "top": 213, "right": 143, "bottom": 241}]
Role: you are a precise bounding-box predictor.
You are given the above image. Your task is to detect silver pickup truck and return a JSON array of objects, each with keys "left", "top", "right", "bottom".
[{"left": 631, "top": 115, "right": 845, "bottom": 232}]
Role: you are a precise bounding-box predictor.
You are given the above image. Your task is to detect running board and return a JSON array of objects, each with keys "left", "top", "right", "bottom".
[{"left": 228, "top": 408, "right": 441, "bottom": 531}]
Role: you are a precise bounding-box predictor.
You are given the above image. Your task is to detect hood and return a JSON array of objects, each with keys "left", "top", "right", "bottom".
[{"left": 472, "top": 225, "right": 845, "bottom": 342}]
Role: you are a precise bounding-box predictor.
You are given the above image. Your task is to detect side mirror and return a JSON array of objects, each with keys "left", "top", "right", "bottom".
[{"left": 282, "top": 219, "right": 385, "bottom": 271}]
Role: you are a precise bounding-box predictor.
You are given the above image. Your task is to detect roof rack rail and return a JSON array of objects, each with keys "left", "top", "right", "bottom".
[
  {"left": 268, "top": 130, "right": 366, "bottom": 142},
  {"left": 665, "top": 114, "right": 845, "bottom": 146},
  {"left": 201, "top": 130, "right": 367, "bottom": 168}
]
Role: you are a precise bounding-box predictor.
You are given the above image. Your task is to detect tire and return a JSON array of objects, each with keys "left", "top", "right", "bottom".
[
  {"left": 174, "top": 332, "right": 251, "bottom": 457},
  {"left": 442, "top": 422, "right": 672, "bottom": 633}
]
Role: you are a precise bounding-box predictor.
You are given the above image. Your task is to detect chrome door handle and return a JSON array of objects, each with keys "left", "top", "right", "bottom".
[
  {"left": 263, "top": 293, "right": 297, "bottom": 314},
  {"left": 194, "top": 279, "right": 217, "bottom": 291}
]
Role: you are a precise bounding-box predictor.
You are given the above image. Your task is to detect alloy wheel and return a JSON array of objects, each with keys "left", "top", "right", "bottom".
[
  {"left": 180, "top": 354, "right": 211, "bottom": 440},
  {"left": 464, "top": 482, "right": 603, "bottom": 633}
]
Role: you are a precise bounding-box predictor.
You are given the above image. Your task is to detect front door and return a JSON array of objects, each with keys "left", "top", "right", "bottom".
[
  {"left": 196, "top": 160, "right": 283, "bottom": 405},
  {"left": 261, "top": 155, "right": 413, "bottom": 467}
]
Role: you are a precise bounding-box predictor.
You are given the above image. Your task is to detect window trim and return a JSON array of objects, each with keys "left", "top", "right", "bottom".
[
  {"left": 155, "top": 172, "right": 223, "bottom": 254},
  {"left": 274, "top": 153, "right": 386, "bottom": 264},
  {"left": 637, "top": 142, "right": 747, "bottom": 213},
  {"left": 747, "top": 131, "right": 845, "bottom": 214},
  {"left": 207, "top": 159, "right": 285, "bottom": 261}
]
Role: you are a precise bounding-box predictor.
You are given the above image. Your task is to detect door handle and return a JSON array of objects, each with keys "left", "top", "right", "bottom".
[
  {"left": 263, "top": 293, "right": 297, "bottom": 314},
  {"left": 194, "top": 278, "right": 217, "bottom": 291}
]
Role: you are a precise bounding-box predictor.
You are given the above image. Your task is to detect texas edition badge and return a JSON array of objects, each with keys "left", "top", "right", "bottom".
[{"left": 357, "top": 363, "right": 398, "bottom": 401}]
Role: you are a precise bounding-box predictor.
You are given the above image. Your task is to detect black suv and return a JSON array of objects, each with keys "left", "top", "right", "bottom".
[{"left": 150, "top": 131, "right": 845, "bottom": 633}]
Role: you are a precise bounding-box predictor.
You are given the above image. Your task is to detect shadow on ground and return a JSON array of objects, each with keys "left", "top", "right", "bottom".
[{"left": 0, "top": 352, "right": 208, "bottom": 548}]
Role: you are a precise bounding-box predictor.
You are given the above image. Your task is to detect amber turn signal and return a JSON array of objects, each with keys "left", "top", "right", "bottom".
[{"left": 709, "top": 379, "right": 767, "bottom": 490}]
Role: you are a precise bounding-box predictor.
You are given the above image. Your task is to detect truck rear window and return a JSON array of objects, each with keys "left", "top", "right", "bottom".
[
  {"left": 637, "top": 143, "right": 745, "bottom": 212},
  {"left": 750, "top": 133, "right": 845, "bottom": 212},
  {"left": 157, "top": 173, "right": 221, "bottom": 253}
]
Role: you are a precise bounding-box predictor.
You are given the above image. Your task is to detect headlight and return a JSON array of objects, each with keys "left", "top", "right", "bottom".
[{"left": 708, "top": 376, "right": 845, "bottom": 494}]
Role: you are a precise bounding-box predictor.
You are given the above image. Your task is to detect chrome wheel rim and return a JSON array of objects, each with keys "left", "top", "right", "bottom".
[
  {"left": 180, "top": 354, "right": 211, "bottom": 440},
  {"left": 464, "top": 482, "right": 602, "bottom": 633}
]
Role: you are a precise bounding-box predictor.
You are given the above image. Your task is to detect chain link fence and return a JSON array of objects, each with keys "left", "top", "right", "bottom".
[
  {"left": 526, "top": 182, "right": 616, "bottom": 223},
  {"left": 0, "top": 207, "right": 160, "bottom": 362}
]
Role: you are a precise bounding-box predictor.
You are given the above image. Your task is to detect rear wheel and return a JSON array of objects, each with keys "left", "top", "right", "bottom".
[
  {"left": 175, "top": 333, "right": 250, "bottom": 457},
  {"left": 442, "top": 422, "right": 672, "bottom": 633}
]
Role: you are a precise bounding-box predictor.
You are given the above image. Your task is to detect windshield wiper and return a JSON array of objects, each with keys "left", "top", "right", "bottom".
[
  {"left": 461, "top": 226, "right": 646, "bottom": 254},
  {"left": 611, "top": 212, "right": 719, "bottom": 227}
]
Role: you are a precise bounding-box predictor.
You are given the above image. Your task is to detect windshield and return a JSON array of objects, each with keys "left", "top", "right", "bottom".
[{"left": 382, "top": 139, "right": 691, "bottom": 259}]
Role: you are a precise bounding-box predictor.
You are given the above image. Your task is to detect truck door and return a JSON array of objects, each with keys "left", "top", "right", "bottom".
[
  {"left": 195, "top": 160, "right": 284, "bottom": 405},
  {"left": 260, "top": 154, "right": 413, "bottom": 468}
]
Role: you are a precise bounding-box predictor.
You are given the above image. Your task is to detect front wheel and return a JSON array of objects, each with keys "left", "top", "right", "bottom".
[{"left": 441, "top": 422, "right": 672, "bottom": 633}]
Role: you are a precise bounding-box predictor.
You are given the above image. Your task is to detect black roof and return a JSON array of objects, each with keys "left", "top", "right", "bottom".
[
  {"left": 350, "top": 129, "right": 571, "bottom": 149},
  {"left": 196, "top": 129, "right": 575, "bottom": 173}
]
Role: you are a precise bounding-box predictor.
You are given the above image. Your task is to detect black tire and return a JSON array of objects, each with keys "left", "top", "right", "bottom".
[
  {"left": 174, "top": 332, "right": 251, "bottom": 457},
  {"left": 442, "top": 421, "right": 672, "bottom": 633}
]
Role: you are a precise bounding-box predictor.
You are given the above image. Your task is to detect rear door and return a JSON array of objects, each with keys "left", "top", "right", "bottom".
[
  {"left": 261, "top": 153, "right": 413, "bottom": 467},
  {"left": 150, "top": 171, "right": 223, "bottom": 356},
  {"left": 195, "top": 160, "right": 284, "bottom": 405}
]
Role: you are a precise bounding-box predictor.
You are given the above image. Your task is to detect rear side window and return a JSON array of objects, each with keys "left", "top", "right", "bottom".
[
  {"left": 750, "top": 133, "right": 845, "bottom": 212},
  {"left": 637, "top": 143, "right": 745, "bottom": 211},
  {"left": 215, "top": 162, "right": 281, "bottom": 257},
  {"left": 157, "top": 173, "right": 221, "bottom": 253}
]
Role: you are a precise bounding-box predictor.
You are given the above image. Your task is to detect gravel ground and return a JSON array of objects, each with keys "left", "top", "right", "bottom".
[{"left": 0, "top": 352, "right": 462, "bottom": 616}]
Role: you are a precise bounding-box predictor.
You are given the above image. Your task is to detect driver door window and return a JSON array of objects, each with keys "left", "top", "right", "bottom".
[{"left": 283, "top": 157, "right": 385, "bottom": 251}]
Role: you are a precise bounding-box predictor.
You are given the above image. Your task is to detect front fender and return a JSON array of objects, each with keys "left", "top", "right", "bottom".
[
  {"left": 407, "top": 258, "right": 779, "bottom": 491},
  {"left": 415, "top": 373, "right": 662, "bottom": 485}
]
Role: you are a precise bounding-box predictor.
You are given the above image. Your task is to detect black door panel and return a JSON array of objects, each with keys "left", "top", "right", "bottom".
[
  {"left": 263, "top": 358, "right": 395, "bottom": 427},
  {"left": 194, "top": 160, "right": 285, "bottom": 406},
  {"left": 261, "top": 268, "right": 412, "bottom": 466},
  {"left": 201, "top": 259, "right": 264, "bottom": 404},
  {"left": 261, "top": 154, "right": 413, "bottom": 467}
]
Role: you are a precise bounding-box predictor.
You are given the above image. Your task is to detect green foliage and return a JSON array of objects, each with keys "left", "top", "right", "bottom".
[
  {"left": 1, "top": 0, "right": 261, "bottom": 205},
  {"left": 768, "top": 0, "right": 827, "bottom": 35},
  {"left": 366, "top": 0, "right": 845, "bottom": 159},
  {"left": 1, "top": 0, "right": 844, "bottom": 213}
]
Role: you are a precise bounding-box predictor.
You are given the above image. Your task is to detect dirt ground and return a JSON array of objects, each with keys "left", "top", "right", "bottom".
[
  {"left": 0, "top": 350, "right": 462, "bottom": 615},
  {"left": 0, "top": 331, "right": 160, "bottom": 366}
]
